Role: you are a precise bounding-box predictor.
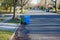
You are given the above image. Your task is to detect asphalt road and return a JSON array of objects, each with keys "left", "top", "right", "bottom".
[
  {"left": 24, "top": 15, "right": 60, "bottom": 33},
  {"left": 23, "top": 15, "right": 60, "bottom": 40},
  {"left": 24, "top": 10, "right": 60, "bottom": 40}
]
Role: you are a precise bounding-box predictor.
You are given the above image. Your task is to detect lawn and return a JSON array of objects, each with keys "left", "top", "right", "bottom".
[
  {"left": 7, "top": 19, "right": 20, "bottom": 23},
  {"left": 0, "top": 18, "right": 4, "bottom": 21},
  {"left": 57, "top": 11, "right": 60, "bottom": 14},
  {"left": 0, "top": 30, "right": 13, "bottom": 40}
]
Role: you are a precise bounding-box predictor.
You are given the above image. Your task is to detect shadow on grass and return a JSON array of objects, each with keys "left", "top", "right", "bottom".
[
  {"left": 6, "top": 18, "right": 20, "bottom": 23},
  {"left": 57, "top": 11, "right": 60, "bottom": 14},
  {"left": 0, "top": 19, "right": 4, "bottom": 21}
]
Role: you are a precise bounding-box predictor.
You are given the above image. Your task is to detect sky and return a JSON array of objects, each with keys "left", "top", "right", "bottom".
[{"left": 31, "top": 0, "right": 40, "bottom": 4}]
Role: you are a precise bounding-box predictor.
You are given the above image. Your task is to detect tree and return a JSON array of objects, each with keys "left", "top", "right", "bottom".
[
  {"left": 51, "top": 0, "right": 58, "bottom": 13},
  {"left": 7, "top": 0, "right": 14, "bottom": 12},
  {"left": 1, "top": 0, "right": 13, "bottom": 12},
  {"left": 18, "top": 0, "right": 30, "bottom": 13},
  {"left": 45, "top": 0, "right": 47, "bottom": 9},
  {"left": 24, "top": 0, "right": 32, "bottom": 9},
  {"left": 1, "top": 0, "right": 9, "bottom": 11},
  {"left": 55, "top": 0, "right": 58, "bottom": 12},
  {"left": 12, "top": 0, "right": 30, "bottom": 19}
]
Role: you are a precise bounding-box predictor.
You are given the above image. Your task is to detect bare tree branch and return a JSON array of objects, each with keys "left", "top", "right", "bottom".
[
  {"left": 18, "top": 0, "right": 29, "bottom": 7},
  {"left": 23, "top": 0, "right": 26, "bottom": 4},
  {"left": 23, "top": 0, "right": 29, "bottom": 6},
  {"left": 18, "top": 0, "right": 30, "bottom": 13}
]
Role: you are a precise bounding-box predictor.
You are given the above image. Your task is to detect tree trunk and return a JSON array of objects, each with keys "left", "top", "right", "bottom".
[
  {"left": 12, "top": 2, "right": 16, "bottom": 19},
  {"left": 10, "top": 6, "right": 11, "bottom": 13},
  {"left": 55, "top": 0, "right": 58, "bottom": 13},
  {"left": 45, "top": 0, "right": 47, "bottom": 9}
]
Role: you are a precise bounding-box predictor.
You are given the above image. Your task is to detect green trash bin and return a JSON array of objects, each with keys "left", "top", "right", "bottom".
[{"left": 21, "top": 16, "right": 24, "bottom": 24}]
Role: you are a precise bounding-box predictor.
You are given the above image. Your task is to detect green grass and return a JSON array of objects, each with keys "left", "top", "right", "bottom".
[
  {"left": 0, "top": 18, "right": 4, "bottom": 21},
  {"left": 57, "top": 11, "right": 60, "bottom": 14},
  {"left": 0, "top": 30, "right": 13, "bottom": 40},
  {"left": 7, "top": 19, "right": 20, "bottom": 23}
]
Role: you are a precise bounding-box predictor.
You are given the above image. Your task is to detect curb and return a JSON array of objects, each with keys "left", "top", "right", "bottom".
[
  {"left": 9, "top": 32, "right": 15, "bottom": 40},
  {"left": 9, "top": 23, "right": 20, "bottom": 40}
]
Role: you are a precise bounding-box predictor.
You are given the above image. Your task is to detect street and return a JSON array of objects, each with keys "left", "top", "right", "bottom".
[{"left": 20, "top": 10, "right": 60, "bottom": 40}]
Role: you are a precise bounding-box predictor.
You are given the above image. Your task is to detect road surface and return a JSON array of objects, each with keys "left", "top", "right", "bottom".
[{"left": 15, "top": 10, "right": 60, "bottom": 40}]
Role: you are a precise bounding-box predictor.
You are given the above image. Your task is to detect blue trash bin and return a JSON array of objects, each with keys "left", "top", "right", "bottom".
[
  {"left": 24, "top": 15, "right": 30, "bottom": 25},
  {"left": 46, "top": 9, "right": 49, "bottom": 12}
]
